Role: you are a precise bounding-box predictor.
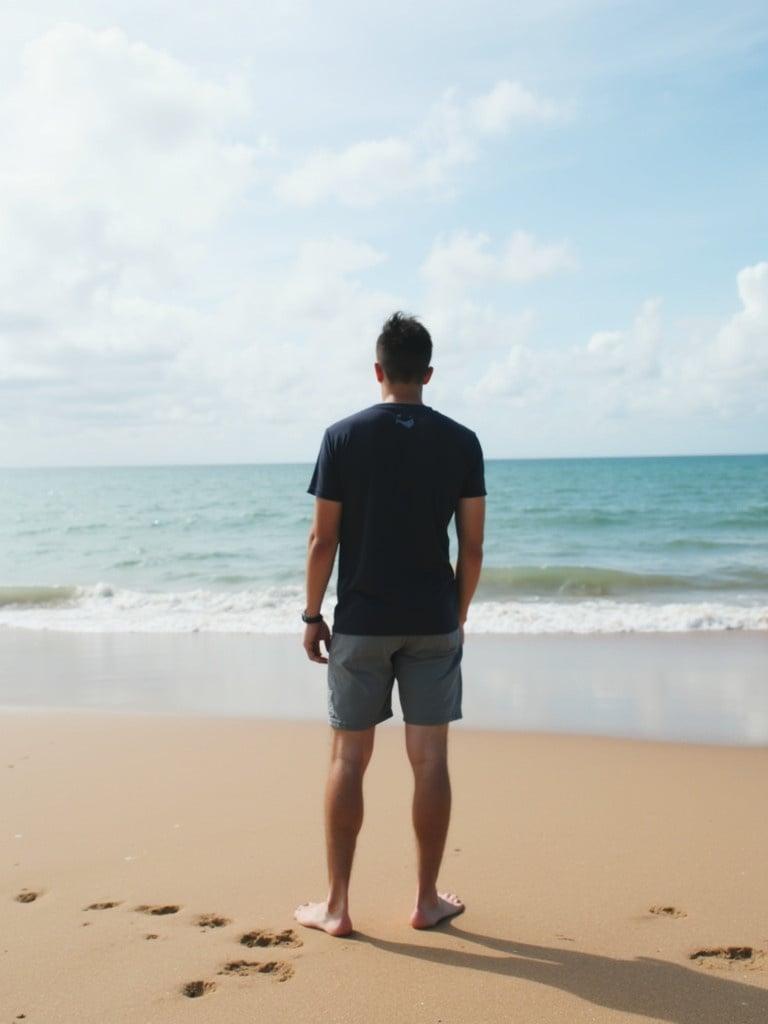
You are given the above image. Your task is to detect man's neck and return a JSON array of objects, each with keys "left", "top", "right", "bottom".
[{"left": 379, "top": 388, "right": 423, "bottom": 404}]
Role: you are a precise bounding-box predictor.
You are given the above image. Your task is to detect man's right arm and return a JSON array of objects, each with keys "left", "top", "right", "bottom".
[{"left": 455, "top": 495, "right": 485, "bottom": 639}]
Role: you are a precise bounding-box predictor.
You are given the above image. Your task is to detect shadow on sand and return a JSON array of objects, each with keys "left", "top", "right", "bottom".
[{"left": 352, "top": 923, "right": 767, "bottom": 1024}]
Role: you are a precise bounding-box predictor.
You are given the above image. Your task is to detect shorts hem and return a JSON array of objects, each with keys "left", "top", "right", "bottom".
[
  {"left": 402, "top": 712, "right": 463, "bottom": 727},
  {"left": 329, "top": 709, "right": 394, "bottom": 731}
]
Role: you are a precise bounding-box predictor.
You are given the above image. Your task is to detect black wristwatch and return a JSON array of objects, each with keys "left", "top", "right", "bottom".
[{"left": 301, "top": 610, "right": 324, "bottom": 624}]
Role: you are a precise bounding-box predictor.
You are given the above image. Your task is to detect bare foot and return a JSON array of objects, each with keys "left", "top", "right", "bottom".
[
  {"left": 294, "top": 900, "right": 353, "bottom": 937},
  {"left": 410, "top": 891, "right": 465, "bottom": 929}
]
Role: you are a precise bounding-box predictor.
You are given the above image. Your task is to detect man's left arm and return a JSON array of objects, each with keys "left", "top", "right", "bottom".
[{"left": 303, "top": 497, "right": 342, "bottom": 664}]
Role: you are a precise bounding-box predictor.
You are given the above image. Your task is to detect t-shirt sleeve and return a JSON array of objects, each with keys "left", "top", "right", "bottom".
[
  {"left": 307, "top": 428, "right": 343, "bottom": 501},
  {"left": 459, "top": 432, "right": 487, "bottom": 498}
]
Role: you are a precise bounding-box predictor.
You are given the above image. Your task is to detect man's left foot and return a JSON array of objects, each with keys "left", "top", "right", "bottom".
[{"left": 294, "top": 900, "right": 353, "bottom": 937}]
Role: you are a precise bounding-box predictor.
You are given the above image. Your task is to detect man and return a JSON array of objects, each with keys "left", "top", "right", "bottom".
[{"left": 295, "top": 311, "right": 486, "bottom": 938}]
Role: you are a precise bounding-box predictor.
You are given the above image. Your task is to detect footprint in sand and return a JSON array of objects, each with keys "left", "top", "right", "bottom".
[
  {"left": 135, "top": 904, "right": 180, "bottom": 916},
  {"left": 194, "top": 913, "right": 231, "bottom": 929},
  {"left": 14, "top": 890, "right": 40, "bottom": 904},
  {"left": 689, "top": 946, "right": 766, "bottom": 969},
  {"left": 240, "top": 928, "right": 302, "bottom": 949},
  {"left": 181, "top": 980, "right": 216, "bottom": 998},
  {"left": 649, "top": 905, "right": 687, "bottom": 918},
  {"left": 220, "top": 960, "right": 294, "bottom": 983},
  {"left": 84, "top": 901, "right": 122, "bottom": 911}
]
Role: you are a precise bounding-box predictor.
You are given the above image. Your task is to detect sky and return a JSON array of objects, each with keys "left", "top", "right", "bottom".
[{"left": 0, "top": 0, "right": 766, "bottom": 466}]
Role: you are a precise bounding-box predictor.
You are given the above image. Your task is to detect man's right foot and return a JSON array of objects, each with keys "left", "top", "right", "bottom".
[
  {"left": 410, "top": 891, "right": 465, "bottom": 929},
  {"left": 294, "top": 900, "right": 353, "bottom": 937}
]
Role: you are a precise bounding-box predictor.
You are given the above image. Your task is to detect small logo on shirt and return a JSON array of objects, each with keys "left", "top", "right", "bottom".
[{"left": 395, "top": 415, "right": 415, "bottom": 428}]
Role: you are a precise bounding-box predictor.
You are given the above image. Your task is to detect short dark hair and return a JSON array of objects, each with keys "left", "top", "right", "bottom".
[{"left": 375, "top": 311, "right": 433, "bottom": 383}]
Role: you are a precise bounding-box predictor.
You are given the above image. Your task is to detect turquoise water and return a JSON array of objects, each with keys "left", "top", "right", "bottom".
[{"left": 1, "top": 454, "right": 766, "bottom": 634}]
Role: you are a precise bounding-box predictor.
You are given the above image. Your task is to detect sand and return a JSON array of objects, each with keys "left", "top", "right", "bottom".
[{"left": 3, "top": 708, "right": 768, "bottom": 1023}]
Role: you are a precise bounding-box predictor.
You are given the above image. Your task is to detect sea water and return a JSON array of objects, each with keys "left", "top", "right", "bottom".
[{"left": 0, "top": 454, "right": 766, "bottom": 635}]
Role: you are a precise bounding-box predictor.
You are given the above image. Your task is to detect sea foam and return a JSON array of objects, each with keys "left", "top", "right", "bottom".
[{"left": 0, "top": 582, "right": 765, "bottom": 634}]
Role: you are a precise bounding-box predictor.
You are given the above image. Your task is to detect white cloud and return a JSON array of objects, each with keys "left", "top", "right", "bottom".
[
  {"left": 470, "top": 80, "right": 561, "bottom": 134},
  {"left": 422, "top": 230, "right": 576, "bottom": 294},
  {"left": 0, "top": 22, "right": 280, "bottom": 431},
  {"left": 0, "top": 27, "right": 404, "bottom": 449},
  {"left": 274, "top": 138, "right": 438, "bottom": 208},
  {"left": 585, "top": 297, "right": 662, "bottom": 380},
  {"left": 710, "top": 261, "right": 768, "bottom": 379},
  {"left": 464, "top": 263, "right": 768, "bottom": 419},
  {"left": 275, "top": 79, "right": 562, "bottom": 207},
  {"left": 0, "top": 24, "right": 265, "bottom": 250},
  {"left": 0, "top": 23, "right": 273, "bottom": 445},
  {"left": 163, "top": 235, "right": 400, "bottom": 430},
  {"left": 467, "top": 340, "right": 542, "bottom": 401}
]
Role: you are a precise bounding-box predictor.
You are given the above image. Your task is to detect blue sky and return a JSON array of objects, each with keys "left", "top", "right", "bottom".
[{"left": 0, "top": 1, "right": 766, "bottom": 465}]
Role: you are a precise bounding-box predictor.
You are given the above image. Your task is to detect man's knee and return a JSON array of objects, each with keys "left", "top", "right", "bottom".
[
  {"left": 405, "top": 723, "right": 449, "bottom": 772},
  {"left": 330, "top": 726, "right": 375, "bottom": 772}
]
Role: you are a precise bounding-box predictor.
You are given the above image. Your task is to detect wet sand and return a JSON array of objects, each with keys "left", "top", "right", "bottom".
[{"left": 1, "top": 626, "right": 766, "bottom": 743}]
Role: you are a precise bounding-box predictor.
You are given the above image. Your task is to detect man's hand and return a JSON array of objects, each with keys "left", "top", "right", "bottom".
[
  {"left": 304, "top": 620, "right": 332, "bottom": 664},
  {"left": 459, "top": 622, "right": 465, "bottom": 646}
]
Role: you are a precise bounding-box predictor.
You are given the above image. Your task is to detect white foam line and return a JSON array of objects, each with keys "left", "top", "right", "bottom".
[{"left": 0, "top": 582, "right": 765, "bottom": 634}]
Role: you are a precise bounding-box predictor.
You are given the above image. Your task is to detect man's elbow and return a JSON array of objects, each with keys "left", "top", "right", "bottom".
[
  {"left": 458, "top": 540, "right": 484, "bottom": 561},
  {"left": 308, "top": 531, "right": 338, "bottom": 553}
]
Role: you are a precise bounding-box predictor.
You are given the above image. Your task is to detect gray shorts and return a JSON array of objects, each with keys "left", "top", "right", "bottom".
[{"left": 327, "top": 628, "right": 463, "bottom": 730}]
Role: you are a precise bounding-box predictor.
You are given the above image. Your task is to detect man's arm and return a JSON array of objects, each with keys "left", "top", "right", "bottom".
[
  {"left": 455, "top": 496, "right": 485, "bottom": 639},
  {"left": 303, "top": 496, "right": 342, "bottom": 664}
]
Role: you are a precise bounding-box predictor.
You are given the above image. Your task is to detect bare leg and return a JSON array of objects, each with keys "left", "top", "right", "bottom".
[
  {"left": 294, "top": 726, "right": 375, "bottom": 937},
  {"left": 405, "top": 722, "right": 465, "bottom": 929}
]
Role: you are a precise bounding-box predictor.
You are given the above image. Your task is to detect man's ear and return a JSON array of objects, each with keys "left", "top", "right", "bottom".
[
  {"left": 374, "top": 361, "right": 385, "bottom": 382},
  {"left": 423, "top": 366, "right": 434, "bottom": 384}
]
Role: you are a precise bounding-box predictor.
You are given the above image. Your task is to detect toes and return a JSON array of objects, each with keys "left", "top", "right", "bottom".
[{"left": 440, "top": 892, "right": 464, "bottom": 909}]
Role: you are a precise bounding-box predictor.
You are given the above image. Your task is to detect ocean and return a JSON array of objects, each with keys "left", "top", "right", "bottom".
[{"left": 1, "top": 454, "right": 767, "bottom": 635}]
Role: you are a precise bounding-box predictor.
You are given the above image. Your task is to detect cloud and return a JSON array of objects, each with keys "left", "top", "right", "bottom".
[
  {"left": 466, "top": 339, "right": 542, "bottom": 402},
  {"left": 165, "top": 236, "right": 399, "bottom": 429},
  {"left": 1, "top": 23, "right": 266, "bottom": 245},
  {"left": 0, "top": 22, "right": 401, "bottom": 446},
  {"left": 0, "top": 23, "right": 270, "bottom": 353},
  {"left": 470, "top": 80, "right": 562, "bottom": 134},
  {"left": 0, "top": 22, "right": 279, "bottom": 447},
  {"left": 273, "top": 138, "right": 432, "bottom": 208},
  {"left": 710, "top": 261, "right": 768, "bottom": 380},
  {"left": 275, "top": 79, "right": 562, "bottom": 207},
  {"left": 422, "top": 230, "right": 576, "bottom": 294},
  {"left": 464, "top": 262, "right": 768, "bottom": 419},
  {"left": 585, "top": 297, "right": 662, "bottom": 380}
]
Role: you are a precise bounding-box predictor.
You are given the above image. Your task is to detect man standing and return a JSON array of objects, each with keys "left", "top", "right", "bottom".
[{"left": 295, "top": 311, "right": 486, "bottom": 937}]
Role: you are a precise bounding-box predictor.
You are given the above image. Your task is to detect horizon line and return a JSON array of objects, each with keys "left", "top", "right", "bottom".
[{"left": 1, "top": 451, "right": 766, "bottom": 471}]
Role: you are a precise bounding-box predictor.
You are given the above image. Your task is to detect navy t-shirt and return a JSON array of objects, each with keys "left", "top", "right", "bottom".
[{"left": 307, "top": 402, "right": 486, "bottom": 635}]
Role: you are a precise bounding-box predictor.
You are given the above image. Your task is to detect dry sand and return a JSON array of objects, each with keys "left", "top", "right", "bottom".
[{"left": 3, "top": 709, "right": 768, "bottom": 1023}]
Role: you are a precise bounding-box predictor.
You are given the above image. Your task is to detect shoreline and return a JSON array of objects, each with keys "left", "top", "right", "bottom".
[
  {"left": 1, "top": 701, "right": 765, "bottom": 751},
  {"left": 0, "top": 626, "right": 766, "bottom": 745},
  {"left": 2, "top": 623, "right": 767, "bottom": 637},
  {"left": 2, "top": 593, "right": 766, "bottom": 634}
]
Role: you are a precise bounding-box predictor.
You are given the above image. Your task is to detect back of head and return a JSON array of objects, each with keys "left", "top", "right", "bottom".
[{"left": 376, "top": 311, "right": 433, "bottom": 383}]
